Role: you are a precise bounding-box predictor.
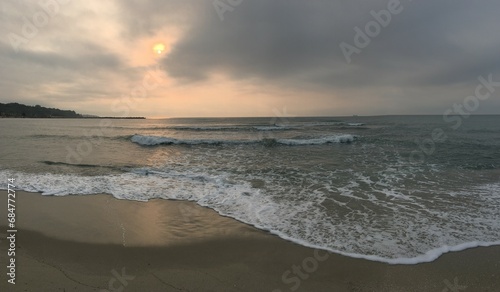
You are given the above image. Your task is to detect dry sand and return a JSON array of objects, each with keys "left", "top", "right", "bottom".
[{"left": 0, "top": 191, "right": 499, "bottom": 291}]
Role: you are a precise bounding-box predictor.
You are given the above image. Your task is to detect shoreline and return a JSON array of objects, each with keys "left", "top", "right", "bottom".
[{"left": 0, "top": 191, "right": 499, "bottom": 291}]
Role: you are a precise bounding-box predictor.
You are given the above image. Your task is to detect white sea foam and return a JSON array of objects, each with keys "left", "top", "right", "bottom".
[
  {"left": 131, "top": 134, "right": 357, "bottom": 146},
  {"left": 130, "top": 135, "right": 254, "bottom": 146},
  {"left": 1, "top": 169, "right": 499, "bottom": 265},
  {"left": 253, "top": 126, "right": 291, "bottom": 131}
]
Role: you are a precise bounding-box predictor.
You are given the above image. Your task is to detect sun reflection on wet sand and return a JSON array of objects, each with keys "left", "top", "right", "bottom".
[{"left": 12, "top": 192, "right": 259, "bottom": 247}]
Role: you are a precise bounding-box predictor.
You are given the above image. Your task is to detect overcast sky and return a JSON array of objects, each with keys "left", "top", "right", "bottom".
[{"left": 1, "top": 0, "right": 499, "bottom": 117}]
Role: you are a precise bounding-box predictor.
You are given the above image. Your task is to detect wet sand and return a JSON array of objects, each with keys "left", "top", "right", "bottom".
[{"left": 0, "top": 191, "right": 499, "bottom": 291}]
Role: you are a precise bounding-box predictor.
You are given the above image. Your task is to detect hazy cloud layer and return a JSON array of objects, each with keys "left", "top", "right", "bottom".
[
  {"left": 1, "top": 0, "right": 499, "bottom": 116},
  {"left": 165, "top": 0, "right": 500, "bottom": 87}
]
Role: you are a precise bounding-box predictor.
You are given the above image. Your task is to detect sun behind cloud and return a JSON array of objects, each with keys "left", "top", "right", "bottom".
[{"left": 153, "top": 43, "right": 165, "bottom": 54}]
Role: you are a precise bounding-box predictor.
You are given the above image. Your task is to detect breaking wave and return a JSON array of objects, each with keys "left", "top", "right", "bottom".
[{"left": 130, "top": 134, "right": 357, "bottom": 146}]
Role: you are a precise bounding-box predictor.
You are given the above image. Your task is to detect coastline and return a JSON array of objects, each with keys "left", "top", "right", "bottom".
[{"left": 1, "top": 191, "right": 499, "bottom": 291}]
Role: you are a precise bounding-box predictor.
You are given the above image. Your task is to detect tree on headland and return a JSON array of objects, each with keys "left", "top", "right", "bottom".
[
  {"left": 0, "top": 102, "right": 145, "bottom": 119},
  {"left": 0, "top": 102, "right": 83, "bottom": 118}
]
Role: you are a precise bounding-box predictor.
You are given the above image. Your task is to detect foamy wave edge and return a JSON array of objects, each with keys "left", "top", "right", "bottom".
[
  {"left": 1, "top": 169, "right": 498, "bottom": 265},
  {"left": 270, "top": 234, "right": 500, "bottom": 265},
  {"left": 130, "top": 134, "right": 357, "bottom": 146}
]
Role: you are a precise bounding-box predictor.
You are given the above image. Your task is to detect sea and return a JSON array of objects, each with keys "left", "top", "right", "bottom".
[{"left": 1, "top": 115, "right": 499, "bottom": 264}]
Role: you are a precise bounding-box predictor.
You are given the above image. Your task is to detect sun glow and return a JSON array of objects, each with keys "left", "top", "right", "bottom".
[{"left": 153, "top": 43, "right": 165, "bottom": 54}]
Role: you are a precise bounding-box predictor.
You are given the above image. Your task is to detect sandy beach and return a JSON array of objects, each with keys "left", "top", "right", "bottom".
[{"left": 0, "top": 191, "right": 499, "bottom": 291}]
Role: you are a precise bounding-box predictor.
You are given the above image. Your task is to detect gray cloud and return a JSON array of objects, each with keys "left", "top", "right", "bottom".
[
  {"left": 117, "top": 0, "right": 202, "bottom": 38},
  {"left": 0, "top": 42, "right": 123, "bottom": 71},
  {"left": 163, "top": 0, "right": 500, "bottom": 92}
]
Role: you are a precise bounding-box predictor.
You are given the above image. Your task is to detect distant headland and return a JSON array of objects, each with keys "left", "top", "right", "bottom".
[{"left": 0, "top": 103, "right": 145, "bottom": 119}]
